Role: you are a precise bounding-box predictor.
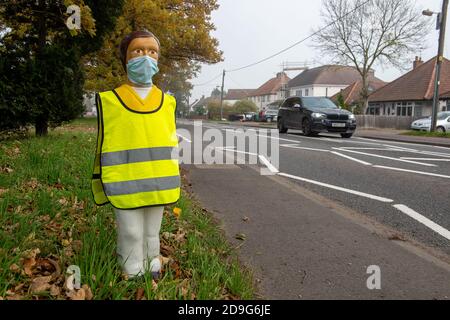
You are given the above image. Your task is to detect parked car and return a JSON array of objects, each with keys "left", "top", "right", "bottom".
[
  {"left": 259, "top": 109, "right": 279, "bottom": 123},
  {"left": 277, "top": 96, "right": 357, "bottom": 138},
  {"left": 411, "top": 112, "right": 450, "bottom": 132},
  {"left": 241, "top": 112, "right": 257, "bottom": 122}
]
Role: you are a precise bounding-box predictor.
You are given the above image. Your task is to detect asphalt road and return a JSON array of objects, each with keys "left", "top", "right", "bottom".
[{"left": 176, "top": 119, "right": 450, "bottom": 254}]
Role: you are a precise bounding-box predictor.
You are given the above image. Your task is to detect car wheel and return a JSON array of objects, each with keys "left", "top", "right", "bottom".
[
  {"left": 341, "top": 133, "right": 353, "bottom": 138},
  {"left": 436, "top": 126, "right": 446, "bottom": 133},
  {"left": 278, "top": 118, "right": 288, "bottom": 133},
  {"left": 302, "top": 118, "right": 314, "bottom": 136}
]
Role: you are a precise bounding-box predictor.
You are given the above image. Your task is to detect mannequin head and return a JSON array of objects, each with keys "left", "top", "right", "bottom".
[
  {"left": 119, "top": 31, "right": 161, "bottom": 86},
  {"left": 120, "top": 30, "right": 160, "bottom": 69}
]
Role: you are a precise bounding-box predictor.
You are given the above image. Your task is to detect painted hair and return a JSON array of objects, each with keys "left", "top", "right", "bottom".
[{"left": 119, "top": 30, "right": 161, "bottom": 70}]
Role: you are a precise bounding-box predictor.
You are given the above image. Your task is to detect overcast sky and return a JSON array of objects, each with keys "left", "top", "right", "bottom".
[{"left": 190, "top": 0, "right": 450, "bottom": 103}]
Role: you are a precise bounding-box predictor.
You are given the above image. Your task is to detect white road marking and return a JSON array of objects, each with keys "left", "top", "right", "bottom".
[
  {"left": 176, "top": 134, "right": 192, "bottom": 143},
  {"left": 277, "top": 172, "right": 394, "bottom": 203},
  {"left": 373, "top": 165, "right": 450, "bottom": 179},
  {"left": 339, "top": 147, "right": 406, "bottom": 151},
  {"left": 400, "top": 158, "right": 450, "bottom": 162},
  {"left": 331, "top": 151, "right": 372, "bottom": 166},
  {"left": 226, "top": 129, "right": 301, "bottom": 144},
  {"left": 333, "top": 148, "right": 437, "bottom": 167},
  {"left": 281, "top": 145, "right": 330, "bottom": 152},
  {"left": 259, "top": 155, "right": 280, "bottom": 174},
  {"left": 393, "top": 205, "right": 450, "bottom": 241}
]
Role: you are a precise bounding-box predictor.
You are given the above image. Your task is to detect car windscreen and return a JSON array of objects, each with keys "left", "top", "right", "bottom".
[
  {"left": 302, "top": 97, "right": 338, "bottom": 109},
  {"left": 438, "top": 112, "right": 450, "bottom": 120}
]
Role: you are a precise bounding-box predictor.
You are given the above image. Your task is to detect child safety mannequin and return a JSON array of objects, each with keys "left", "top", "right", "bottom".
[{"left": 91, "top": 30, "right": 180, "bottom": 279}]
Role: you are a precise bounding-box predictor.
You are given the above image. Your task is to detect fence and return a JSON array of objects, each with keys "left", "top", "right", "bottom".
[{"left": 355, "top": 115, "right": 418, "bottom": 130}]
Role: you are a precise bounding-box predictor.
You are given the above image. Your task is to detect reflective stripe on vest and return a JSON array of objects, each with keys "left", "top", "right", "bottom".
[{"left": 91, "top": 86, "right": 180, "bottom": 209}]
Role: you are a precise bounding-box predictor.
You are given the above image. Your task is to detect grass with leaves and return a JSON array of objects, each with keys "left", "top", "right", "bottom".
[{"left": 0, "top": 118, "right": 255, "bottom": 300}]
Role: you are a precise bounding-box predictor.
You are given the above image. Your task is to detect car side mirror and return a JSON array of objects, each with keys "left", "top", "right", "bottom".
[
  {"left": 293, "top": 104, "right": 301, "bottom": 109},
  {"left": 447, "top": 118, "right": 450, "bottom": 122}
]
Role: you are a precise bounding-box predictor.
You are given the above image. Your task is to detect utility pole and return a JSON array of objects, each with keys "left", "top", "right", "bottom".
[
  {"left": 220, "top": 69, "right": 226, "bottom": 121},
  {"left": 430, "top": 0, "right": 448, "bottom": 132}
]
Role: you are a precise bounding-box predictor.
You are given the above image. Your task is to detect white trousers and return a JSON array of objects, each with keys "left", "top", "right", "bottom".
[{"left": 114, "top": 206, "right": 164, "bottom": 277}]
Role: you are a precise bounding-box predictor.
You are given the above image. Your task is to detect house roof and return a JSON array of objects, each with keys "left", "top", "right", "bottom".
[
  {"left": 440, "top": 90, "right": 450, "bottom": 99},
  {"left": 288, "top": 65, "right": 378, "bottom": 88},
  {"left": 250, "top": 72, "right": 290, "bottom": 96},
  {"left": 369, "top": 56, "right": 450, "bottom": 102},
  {"left": 331, "top": 79, "right": 387, "bottom": 105},
  {"left": 224, "top": 89, "right": 254, "bottom": 100}
]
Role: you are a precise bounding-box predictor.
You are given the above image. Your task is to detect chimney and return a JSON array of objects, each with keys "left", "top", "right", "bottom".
[{"left": 413, "top": 56, "right": 424, "bottom": 69}]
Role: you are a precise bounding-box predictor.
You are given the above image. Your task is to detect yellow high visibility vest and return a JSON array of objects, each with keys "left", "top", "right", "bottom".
[{"left": 91, "top": 84, "right": 180, "bottom": 210}]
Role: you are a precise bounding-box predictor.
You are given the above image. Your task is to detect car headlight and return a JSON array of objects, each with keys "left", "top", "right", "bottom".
[
  {"left": 312, "top": 113, "right": 326, "bottom": 119},
  {"left": 348, "top": 114, "right": 355, "bottom": 120}
]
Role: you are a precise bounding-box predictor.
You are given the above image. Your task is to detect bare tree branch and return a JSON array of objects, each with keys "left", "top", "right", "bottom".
[{"left": 312, "top": 0, "right": 431, "bottom": 113}]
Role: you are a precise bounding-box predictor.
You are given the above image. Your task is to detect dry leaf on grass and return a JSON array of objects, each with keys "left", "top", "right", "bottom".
[
  {"left": 22, "top": 257, "right": 36, "bottom": 276},
  {"left": 66, "top": 288, "right": 85, "bottom": 300},
  {"left": 49, "top": 285, "right": 61, "bottom": 297},
  {"left": 135, "top": 288, "right": 145, "bottom": 300},
  {"left": 159, "top": 256, "right": 171, "bottom": 267},
  {"left": 82, "top": 284, "right": 93, "bottom": 300},
  {"left": 29, "top": 275, "right": 52, "bottom": 294},
  {"left": 9, "top": 263, "right": 21, "bottom": 274},
  {"left": 0, "top": 188, "right": 8, "bottom": 196},
  {"left": 58, "top": 197, "right": 69, "bottom": 206}
]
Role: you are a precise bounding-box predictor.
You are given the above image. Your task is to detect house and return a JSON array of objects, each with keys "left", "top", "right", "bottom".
[
  {"left": 440, "top": 90, "right": 450, "bottom": 111},
  {"left": 330, "top": 78, "right": 387, "bottom": 109},
  {"left": 248, "top": 72, "right": 290, "bottom": 111},
  {"left": 287, "top": 65, "right": 384, "bottom": 98},
  {"left": 223, "top": 89, "right": 254, "bottom": 105},
  {"left": 368, "top": 56, "right": 450, "bottom": 117}
]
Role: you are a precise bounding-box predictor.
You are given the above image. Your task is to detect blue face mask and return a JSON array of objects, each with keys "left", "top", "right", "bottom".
[{"left": 126, "top": 55, "right": 159, "bottom": 86}]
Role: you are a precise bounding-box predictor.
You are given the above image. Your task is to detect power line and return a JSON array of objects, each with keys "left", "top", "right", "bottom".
[
  {"left": 226, "top": 0, "right": 372, "bottom": 73},
  {"left": 191, "top": 73, "right": 222, "bottom": 87}
]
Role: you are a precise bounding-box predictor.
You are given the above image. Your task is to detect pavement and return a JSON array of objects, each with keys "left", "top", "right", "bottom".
[
  {"left": 177, "top": 119, "right": 450, "bottom": 300},
  {"left": 185, "top": 164, "right": 450, "bottom": 299}
]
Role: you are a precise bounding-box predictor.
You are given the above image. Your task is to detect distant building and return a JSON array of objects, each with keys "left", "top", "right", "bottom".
[
  {"left": 248, "top": 72, "right": 290, "bottom": 111},
  {"left": 331, "top": 78, "right": 387, "bottom": 110},
  {"left": 368, "top": 56, "right": 450, "bottom": 117},
  {"left": 223, "top": 89, "right": 254, "bottom": 105},
  {"left": 287, "top": 65, "right": 384, "bottom": 99}
]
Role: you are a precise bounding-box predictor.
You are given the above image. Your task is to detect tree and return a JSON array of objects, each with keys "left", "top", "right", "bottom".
[
  {"left": 206, "top": 100, "right": 231, "bottom": 120},
  {"left": 0, "top": 0, "right": 124, "bottom": 136},
  {"left": 313, "top": 0, "right": 431, "bottom": 113},
  {"left": 232, "top": 100, "right": 258, "bottom": 114},
  {"left": 336, "top": 93, "right": 350, "bottom": 111},
  {"left": 83, "top": 0, "right": 223, "bottom": 97}
]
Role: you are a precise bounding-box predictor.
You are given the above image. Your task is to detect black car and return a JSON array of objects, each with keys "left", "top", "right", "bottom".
[{"left": 277, "top": 97, "right": 357, "bottom": 138}]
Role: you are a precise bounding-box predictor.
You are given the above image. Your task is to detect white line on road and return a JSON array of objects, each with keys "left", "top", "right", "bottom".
[
  {"left": 400, "top": 158, "right": 450, "bottom": 162},
  {"left": 373, "top": 165, "right": 450, "bottom": 179},
  {"left": 176, "top": 134, "right": 192, "bottom": 143},
  {"left": 331, "top": 151, "right": 372, "bottom": 166},
  {"left": 333, "top": 148, "right": 437, "bottom": 167},
  {"left": 277, "top": 172, "right": 394, "bottom": 203},
  {"left": 393, "top": 204, "right": 450, "bottom": 241},
  {"left": 338, "top": 147, "right": 405, "bottom": 151},
  {"left": 259, "top": 155, "right": 280, "bottom": 174},
  {"left": 281, "top": 145, "right": 330, "bottom": 152}
]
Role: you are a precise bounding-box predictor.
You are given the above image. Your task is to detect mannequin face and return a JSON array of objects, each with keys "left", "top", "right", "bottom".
[{"left": 126, "top": 37, "right": 160, "bottom": 66}]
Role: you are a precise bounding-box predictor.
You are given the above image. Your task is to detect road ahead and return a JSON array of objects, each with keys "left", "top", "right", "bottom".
[{"left": 177, "top": 120, "right": 450, "bottom": 255}]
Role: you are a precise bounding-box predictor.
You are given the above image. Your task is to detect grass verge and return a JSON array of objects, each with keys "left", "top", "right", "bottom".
[
  {"left": 402, "top": 130, "right": 450, "bottom": 138},
  {"left": 0, "top": 117, "right": 254, "bottom": 300}
]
